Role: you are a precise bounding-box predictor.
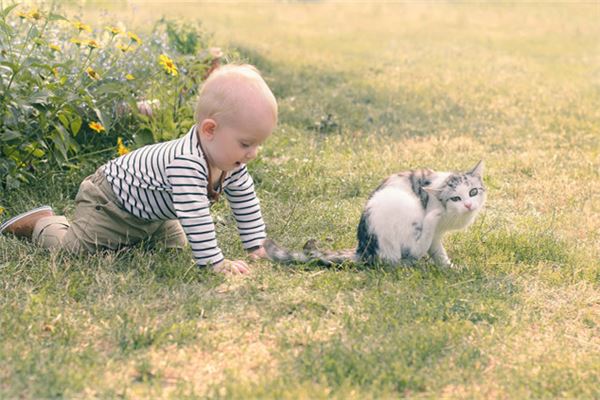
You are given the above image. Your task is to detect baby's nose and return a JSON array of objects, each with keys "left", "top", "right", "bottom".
[{"left": 247, "top": 147, "right": 259, "bottom": 159}]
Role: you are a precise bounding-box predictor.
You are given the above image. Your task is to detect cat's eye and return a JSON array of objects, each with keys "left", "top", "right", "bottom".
[
  {"left": 450, "top": 196, "right": 461, "bottom": 202},
  {"left": 469, "top": 188, "right": 478, "bottom": 197}
]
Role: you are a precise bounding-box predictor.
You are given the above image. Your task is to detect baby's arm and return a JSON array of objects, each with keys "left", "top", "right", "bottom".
[
  {"left": 167, "top": 156, "right": 249, "bottom": 274},
  {"left": 223, "top": 165, "right": 267, "bottom": 256}
]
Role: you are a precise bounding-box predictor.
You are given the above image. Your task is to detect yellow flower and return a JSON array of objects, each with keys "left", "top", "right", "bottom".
[
  {"left": 125, "top": 74, "right": 135, "bottom": 80},
  {"left": 84, "top": 39, "right": 101, "bottom": 49},
  {"left": 117, "top": 137, "right": 129, "bottom": 156},
  {"left": 52, "top": 67, "right": 59, "bottom": 78},
  {"left": 70, "top": 38, "right": 83, "bottom": 46},
  {"left": 86, "top": 67, "right": 100, "bottom": 80},
  {"left": 49, "top": 44, "right": 61, "bottom": 52},
  {"left": 105, "top": 26, "right": 123, "bottom": 36},
  {"left": 88, "top": 121, "right": 105, "bottom": 133},
  {"left": 127, "top": 31, "right": 142, "bottom": 45},
  {"left": 0, "top": 206, "right": 4, "bottom": 215},
  {"left": 28, "top": 8, "right": 42, "bottom": 20},
  {"left": 116, "top": 43, "right": 135, "bottom": 53},
  {"left": 73, "top": 21, "right": 92, "bottom": 33},
  {"left": 17, "top": 8, "right": 42, "bottom": 20},
  {"left": 158, "top": 54, "right": 178, "bottom": 76}
]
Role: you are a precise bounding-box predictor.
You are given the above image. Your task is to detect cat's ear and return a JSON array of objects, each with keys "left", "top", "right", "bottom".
[
  {"left": 423, "top": 186, "right": 442, "bottom": 197},
  {"left": 468, "top": 160, "right": 484, "bottom": 177}
]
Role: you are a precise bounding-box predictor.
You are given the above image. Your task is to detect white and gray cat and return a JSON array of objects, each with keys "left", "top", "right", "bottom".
[{"left": 264, "top": 161, "right": 486, "bottom": 268}]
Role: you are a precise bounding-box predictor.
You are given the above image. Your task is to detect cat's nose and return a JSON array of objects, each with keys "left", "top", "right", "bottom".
[{"left": 464, "top": 202, "right": 473, "bottom": 210}]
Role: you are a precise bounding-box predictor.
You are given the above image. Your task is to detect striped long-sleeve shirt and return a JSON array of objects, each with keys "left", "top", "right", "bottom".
[{"left": 103, "top": 126, "right": 266, "bottom": 267}]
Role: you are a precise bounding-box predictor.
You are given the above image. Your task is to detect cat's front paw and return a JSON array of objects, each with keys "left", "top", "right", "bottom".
[
  {"left": 425, "top": 191, "right": 443, "bottom": 209},
  {"left": 444, "top": 261, "right": 466, "bottom": 271},
  {"left": 430, "top": 209, "right": 443, "bottom": 219},
  {"left": 425, "top": 208, "right": 443, "bottom": 223},
  {"left": 434, "top": 258, "right": 454, "bottom": 269},
  {"left": 449, "top": 262, "right": 463, "bottom": 271}
]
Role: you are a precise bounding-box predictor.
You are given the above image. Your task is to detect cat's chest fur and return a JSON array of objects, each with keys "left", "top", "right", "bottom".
[{"left": 437, "top": 211, "right": 477, "bottom": 233}]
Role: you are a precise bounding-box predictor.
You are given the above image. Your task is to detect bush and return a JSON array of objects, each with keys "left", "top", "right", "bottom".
[{"left": 0, "top": 4, "right": 224, "bottom": 189}]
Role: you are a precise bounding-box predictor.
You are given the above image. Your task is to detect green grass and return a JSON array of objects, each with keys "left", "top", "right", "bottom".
[{"left": 1, "top": 2, "right": 599, "bottom": 398}]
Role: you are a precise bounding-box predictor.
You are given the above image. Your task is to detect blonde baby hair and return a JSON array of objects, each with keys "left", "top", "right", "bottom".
[{"left": 194, "top": 63, "right": 277, "bottom": 126}]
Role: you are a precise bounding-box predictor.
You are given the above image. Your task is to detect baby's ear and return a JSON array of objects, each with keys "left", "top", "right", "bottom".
[
  {"left": 468, "top": 160, "right": 484, "bottom": 177},
  {"left": 199, "top": 119, "right": 217, "bottom": 139}
]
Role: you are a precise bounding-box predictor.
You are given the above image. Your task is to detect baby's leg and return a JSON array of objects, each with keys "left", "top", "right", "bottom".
[
  {"left": 34, "top": 168, "right": 155, "bottom": 253},
  {"left": 32, "top": 215, "right": 85, "bottom": 253},
  {"left": 148, "top": 220, "right": 187, "bottom": 250}
]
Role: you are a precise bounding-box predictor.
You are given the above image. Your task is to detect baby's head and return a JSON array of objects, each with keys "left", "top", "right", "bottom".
[{"left": 195, "top": 64, "right": 277, "bottom": 172}]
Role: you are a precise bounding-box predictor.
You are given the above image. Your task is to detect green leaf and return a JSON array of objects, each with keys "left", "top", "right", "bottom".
[
  {"left": 50, "top": 128, "right": 68, "bottom": 162},
  {"left": 29, "top": 25, "right": 40, "bottom": 39},
  {"left": 30, "top": 62, "right": 54, "bottom": 72},
  {"left": 28, "top": 91, "right": 49, "bottom": 106},
  {"left": 54, "top": 123, "right": 69, "bottom": 141},
  {"left": 0, "top": 20, "right": 14, "bottom": 35},
  {"left": 0, "top": 61, "right": 19, "bottom": 74},
  {"left": 57, "top": 112, "right": 69, "bottom": 128},
  {"left": 67, "top": 137, "right": 80, "bottom": 154},
  {"left": 5, "top": 174, "right": 20, "bottom": 190},
  {"left": 24, "top": 143, "right": 45, "bottom": 158},
  {"left": 47, "top": 12, "right": 68, "bottom": 22},
  {"left": 71, "top": 115, "right": 82, "bottom": 136},
  {"left": 0, "top": 130, "right": 22, "bottom": 141},
  {"left": 2, "top": 145, "right": 16, "bottom": 157},
  {"left": 0, "top": 3, "right": 19, "bottom": 20},
  {"left": 32, "top": 148, "right": 45, "bottom": 158},
  {"left": 94, "top": 82, "right": 124, "bottom": 96},
  {"left": 134, "top": 128, "right": 154, "bottom": 146}
]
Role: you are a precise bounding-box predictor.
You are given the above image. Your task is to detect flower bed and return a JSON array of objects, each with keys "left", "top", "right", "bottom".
[{"left": 0, "top": 4, "right": 225, "bottom": 189}]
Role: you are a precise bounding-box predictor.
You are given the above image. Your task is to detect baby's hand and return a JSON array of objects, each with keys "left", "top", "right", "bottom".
[
  {"left": 212, "top": 259, "right": 250, "bottom": 275},
  {"left": 247, "top": 245, "right": 267, "bottom": 260}
]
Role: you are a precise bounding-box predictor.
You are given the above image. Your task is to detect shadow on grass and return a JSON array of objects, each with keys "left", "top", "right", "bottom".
[{"left": 233, "top": 44, "right": 468, "bottom": 140}]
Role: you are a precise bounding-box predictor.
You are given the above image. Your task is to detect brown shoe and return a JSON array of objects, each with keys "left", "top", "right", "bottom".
[{"left": 0, "top": 206, "right": 54, "bottom": 239}]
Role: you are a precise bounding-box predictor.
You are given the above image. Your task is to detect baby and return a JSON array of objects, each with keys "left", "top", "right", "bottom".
[{"left": 0, "top": 64, "right": 277, "bottom": 274}]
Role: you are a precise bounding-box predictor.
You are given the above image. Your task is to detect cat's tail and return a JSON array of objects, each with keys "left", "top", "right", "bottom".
[{"left": 264, "top": 239, "right": 357, "bottom": 267}]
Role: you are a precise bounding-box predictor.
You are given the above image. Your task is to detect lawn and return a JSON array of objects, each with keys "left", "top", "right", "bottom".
[{"left": 1, "top": 1, "right": 599, "bottom": 398}]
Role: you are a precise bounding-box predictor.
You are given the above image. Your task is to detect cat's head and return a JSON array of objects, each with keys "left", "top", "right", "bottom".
[{"left": 427, "top": 160, "right": 486, "bottom": 216}]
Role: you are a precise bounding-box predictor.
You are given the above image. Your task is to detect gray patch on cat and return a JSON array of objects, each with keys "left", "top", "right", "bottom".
[
  {"left": 408, "top": 169, "right": 433, "bottom": 209},
  {"left": 412, "top": 221, "right": 423, "bottom": 240},
  {"left": 446, "top": 174, "right": 465, "bottom": 189},
  {"left": 264, "top": 238, "right": 354, "bottom": 267},
  {"left": 438, "top": 174, "right": 466, "bottom": 204},
  {"left": 439, "top": 171, "right": 486, "bottom": 203},
  {"left": 401, "top": 246, "right": 416, "bottom": 261},
  {"left": 357, "top": 209, "right": 379, "bottom": 264},
  {"left": 264, "top": 239, "right": 310, "bottom": 264}
]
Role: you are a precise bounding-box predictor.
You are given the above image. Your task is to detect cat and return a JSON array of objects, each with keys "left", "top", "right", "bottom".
[{"left": 264, "top": 160, "right": 486, "bottom": 268}]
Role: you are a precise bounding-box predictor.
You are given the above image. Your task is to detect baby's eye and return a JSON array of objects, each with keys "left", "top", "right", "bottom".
[
  {"left": 469, "top": 188, "right": 478, "bottom": 197},
  {"left": 450, "top": 196, "right": 461, "bottom": 202},
  {"left": 240, "top": 142, "right": 251, "bottom": 148}
]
